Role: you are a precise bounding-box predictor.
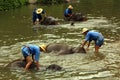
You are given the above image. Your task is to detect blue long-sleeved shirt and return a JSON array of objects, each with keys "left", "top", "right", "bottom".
[
  {"left": 85, "top": 31, "right": 104, "bottom": 42},
  {"left": 32, "top": 8, "right": 45, "bottom": 22},
  {"left": 64, "top": 8, "right": 72, "bottom": 17},
  {"left": 22, "top": 44, "right": 41, "bottom": 62}
]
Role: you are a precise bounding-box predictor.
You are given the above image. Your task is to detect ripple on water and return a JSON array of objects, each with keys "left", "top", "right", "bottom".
[
  {"left": 0, "top": 18, "right": 120, "bottom": 80},
  {"left": 50, "top": 71, "right": 114, "bottom": 80}
]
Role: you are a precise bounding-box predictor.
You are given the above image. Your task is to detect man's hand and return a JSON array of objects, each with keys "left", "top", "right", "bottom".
[
  {"left": 36, "top": 18, "right": 39, "bottom": 21},
  {"left": 35, "top": 19, "right": 40, "bottom": 25}
]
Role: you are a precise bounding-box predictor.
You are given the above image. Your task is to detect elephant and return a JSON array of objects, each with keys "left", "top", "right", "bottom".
[
  {"left": 46, "top": 43, "right": 74, "bottom": 55},
  {"left": 6, "top": 59, "right": 62, "bottom": 71},
  {"left": 41, "top": 16, "right": 59, "bottom": 25},
  {"left": 45, "top": 43, "right": 86, "bottom": 55},
  {"left": 64, "top": 13, "right": 87, "bottom": 21}
]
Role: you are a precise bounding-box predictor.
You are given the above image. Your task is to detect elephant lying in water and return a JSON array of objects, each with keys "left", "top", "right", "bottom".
[
  {"left": 41, "top": 16, "right": 59, "bottom": 25},
  {"left": 64, "top": 13, "right": 87, "bottom": 21},
  {"left": 45, "top": 43, "right": 86, "bottom": 55},
  {"left": 6, "top": 59, "right": 62, "bottom": 71}
]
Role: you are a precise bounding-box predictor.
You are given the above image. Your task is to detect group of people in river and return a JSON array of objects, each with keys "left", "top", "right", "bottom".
[
  {"left": 19, "top": 5, "right": 105, "bottom": 71},
  {"left": 32, "top": 5, "right": 87, "bottom": 25},
  {"left": 32, "top": 5, "right": 73, "bottom": 25},
  {"left": 21, "top": 28, "right": 104, "bottom": 70}
]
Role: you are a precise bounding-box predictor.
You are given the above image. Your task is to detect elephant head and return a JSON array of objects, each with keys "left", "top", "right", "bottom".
[{"left": 72, "top": 46, "right": 86, "bottom": 53}]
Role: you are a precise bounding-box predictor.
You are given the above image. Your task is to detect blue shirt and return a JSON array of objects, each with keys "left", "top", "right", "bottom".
[
  {"left": 85, "top": 31, "right": 103, "bottom": 42},
  {"left": 64, "top": 8, "right": 72, "bottom": 17},
  {"left": 22, "top": 44, "right": 41, "bottom": 62},
  {"left": 32, "top": 8, "right": 45, "bottom": 22}
]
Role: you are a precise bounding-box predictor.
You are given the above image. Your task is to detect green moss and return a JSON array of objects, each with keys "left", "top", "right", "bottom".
[
  {"left": 38, "top": 0, "right": 65, "bottom": 4},
  {"left": 0, "top": 0, "right": 27, "bottom": 11},
  {"left": 0, "top": 0, "right": 65, "bottom": 11}
]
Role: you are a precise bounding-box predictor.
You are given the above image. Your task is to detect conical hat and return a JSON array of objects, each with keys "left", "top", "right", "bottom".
[
  {"left": 40, "top": 44, "right": 46, "bottom": 52},
  {"left": 36, "top": 8, "right": 43, "bottom": 14},
  {"left": 68, "top": 5, "right": 73, "bottom": 9},
  {"left": 82, "top": 28, "right": 89, "bottom": 33}
]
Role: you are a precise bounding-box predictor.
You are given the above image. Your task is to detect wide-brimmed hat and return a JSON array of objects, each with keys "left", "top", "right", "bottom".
[
  {"left": 82, "top": 28, "right": 89, "bottom": 33},
  {"left": 68, "top": 5, "right": 73, "bottom": 9},
  {"left": 36, "top": 8, "right": 43, "bottom": 14},
  {"left": 40, "top": 44, "right": 46, "bottom": 52}
]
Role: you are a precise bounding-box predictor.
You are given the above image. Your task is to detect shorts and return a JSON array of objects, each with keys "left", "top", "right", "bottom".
[
  {"left": 21, "top": 46, "right": 30, "bottom": 58},
  {"left": 95, "top": 35, "right": 104, "bottom": 47}
]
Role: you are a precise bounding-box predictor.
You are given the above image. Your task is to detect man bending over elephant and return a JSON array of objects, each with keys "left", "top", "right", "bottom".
[
  {"left": 32, "top": 8, "right": 46, "bottom": 25},
  {"left": 64, "top": 5, "right": 73, "bottom": 18},
  {"left": 81, "top": 28, "right": 104, "bottom": 56},
  {"left": 21, "top": 44, "right": 46, "bottom": 70}
]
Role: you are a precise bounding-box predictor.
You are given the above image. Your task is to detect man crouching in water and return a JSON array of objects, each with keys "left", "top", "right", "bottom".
[
  {"left": 21, "top": 44, "right": 46, "bottom": 70},
  {"left": 81, "top": 28, "right": 104, "bottom": 56}
]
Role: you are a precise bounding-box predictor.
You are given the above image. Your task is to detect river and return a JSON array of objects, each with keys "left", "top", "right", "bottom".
[{"left": 0, "top": 0, "right": 120, "bottom": 80}]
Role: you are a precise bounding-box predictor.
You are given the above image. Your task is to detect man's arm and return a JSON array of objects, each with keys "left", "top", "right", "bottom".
[
  {"left": 81, "top": 40, "right": 87, "bottom": 48},
  {"left": 32, "top": 54, "right": 34, "bottom": 62},
  {"left": 86, "top": 41, "right": 90, "bottom": 51},
  {"left": 34, "top": 48, "right": 40, "bottom": 70}
]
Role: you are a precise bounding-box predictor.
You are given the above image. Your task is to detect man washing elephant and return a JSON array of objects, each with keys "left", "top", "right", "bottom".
[
  {"left": 6, "top": 44, "right": 62, "bottom": 71},
  {"left": 81, "top": 28, "right": 104, "bottom": 56},
  {"left": 32, "top": 8, "right": 59, "bottom": 25},
  {"left": 32, "top": 8, "right": 46, "bottom": 25},
  {"left": 21, "top": 44, "right": 46, "bottom": 70},
  {"left": 6, "top": 43, "right": 85, "bottom": 71},
  {"left": 64, "top": 5, "right": 73, "bottom": 18},
  {"left": 64, "top": 5, "right": 87, "bottom": 22}
]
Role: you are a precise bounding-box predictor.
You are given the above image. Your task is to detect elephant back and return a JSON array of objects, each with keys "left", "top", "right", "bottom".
[
  {"left": 46, "top": 43, "right": 73, "bottom": 54},
  {"left": 6, "top": 59, "right": 37, "bottom": 70},
  {"left": 41, "top": 16, "right": 58, "bottom": 25}
]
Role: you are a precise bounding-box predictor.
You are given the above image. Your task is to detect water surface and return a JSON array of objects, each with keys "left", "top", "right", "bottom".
[{"left": 0, "top": 0, "right": 120, "bottom": 80}]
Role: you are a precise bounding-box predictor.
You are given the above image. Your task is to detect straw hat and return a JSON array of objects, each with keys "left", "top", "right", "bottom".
[
  {"left": 82, "top": 28, "right": 89, "bottom": 33},
  {"left": 40, "top": 44, "right": 46, "bottom": 52},
  {"left": 68, "top": 5, "right": 73, "bottom": 9},
  {"left": 36, "top": 8, "right": 43, "bottom": 14}
]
